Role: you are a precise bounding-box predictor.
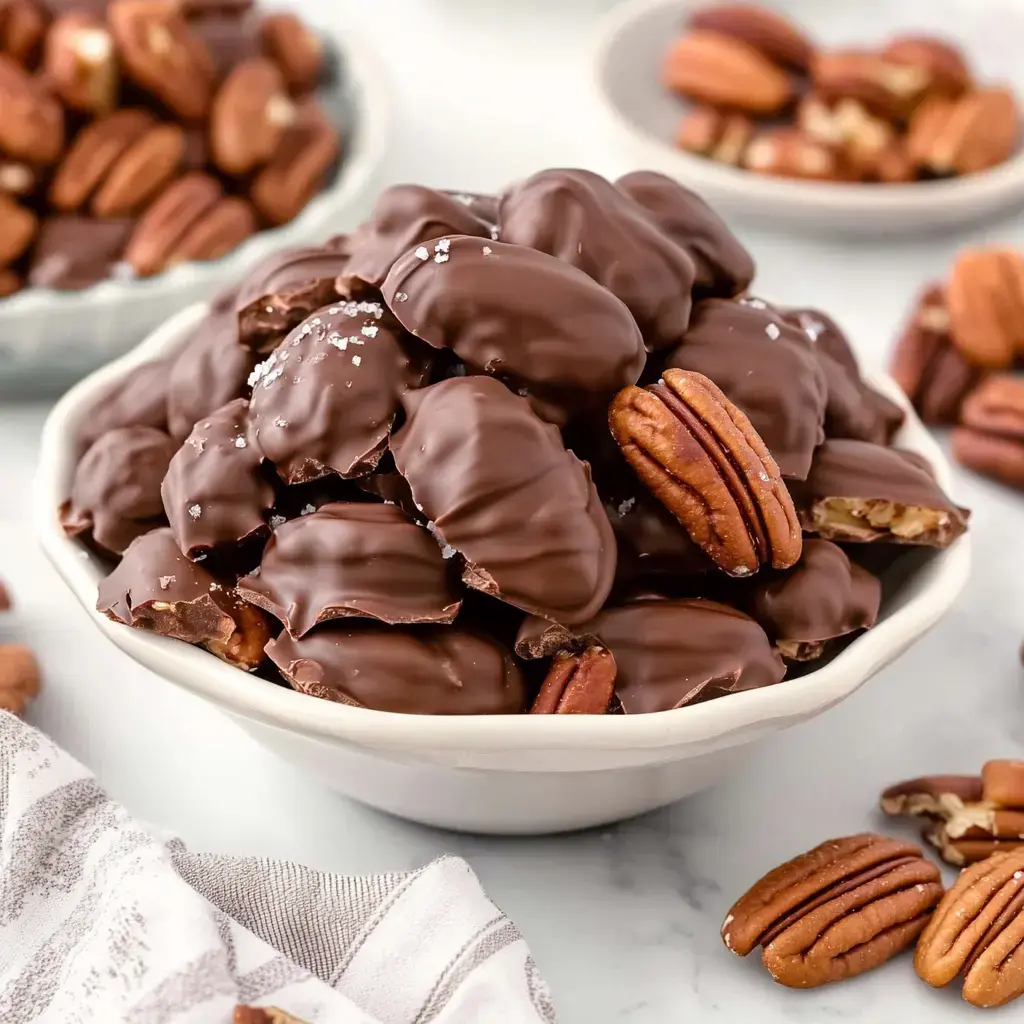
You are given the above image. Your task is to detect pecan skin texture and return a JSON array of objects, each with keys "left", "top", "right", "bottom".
[
  {"left": 530, "top": 647, "right": 616, "bottom": 715},
  {"left": 984, "top": 760, "right": 1024, "bottom": 808},
  {"left": 916, "top": 848, "right": 1024, "bottom": 1007},
  {"left": 724, "top": 833, "right": 943, "bottom": 989},
  {"left": 947, "top": 247, "right": 1024, "bottom": 369},
  {"left": 0, "top": 643, "right": 42, "bottom": 715},
  {"left": 609, "top": 367, "right": 801, "bottom": 577}
]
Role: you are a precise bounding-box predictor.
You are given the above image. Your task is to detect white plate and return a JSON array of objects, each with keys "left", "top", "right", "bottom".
[
  {"left": 35, "top": 305, "right": 971, "bottom": 834},
  {"left": 0, "top": 29, "right": 391, "bottom": 395},
  {"left": 590, "top": 0, "right": 1024, "bottom": 234}
]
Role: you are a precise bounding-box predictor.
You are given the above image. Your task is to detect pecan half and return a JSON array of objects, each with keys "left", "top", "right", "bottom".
[
  {"left": 881, "top": 774, "right": 984, "bottom": 819},
  {"left": 43, "top": 11, "right": 116, "bottom": 113},
  {"left": 90, "top": 121, "right": 185, "bottom": 217},
  {"left": 168, "top": 195, "right": 255, "bottom": 265},
  {"left": 0, "top": 192, "right": 36, "bottom": 266},
  {"left": 955, "top": 377, "right": 1024, "bottom": 490},
  {"left": 609, "top": 368, "right": 802, "bottom": 577},
  {"left": 881, "top": 35, "right": 972, "bottom": 100},
  {"left": 0, "top": 0, "right": 46, "bottom": 67},
  {"left": 676, "top": 106, "right": 753, "bottom": 166},
  {"left": 984, "top": 760, "right": 1024, "bottom": 809},
  {"left": 687, "top": 3, "right": 812, "bottom": 71},
  {"left": 0, "top": 53, "right": 64, "bottom": 163},
  {"left": 743, "top": 127, "right": 846, "bottom": 181},
  {"left": 947, "top": 247, "right": 1024, "bottom": 369},
  {"left": 915, "top": 848, "right": 1024, "bottom": 1007},
  {"left": 723, "top": 834, "right": 943, "bottom": 988},
  {"left": 259, "top": 11, "right": 322, "bottom": 94},
  {"left": 812, "top": 48, "right": 931, "bottom": 121},
  {"left": 661, "top": 30, "right": 793, "bottom": 115},
  {"left": 0, "top": 644, "right": 41, "bottom": 715},
  {"left": 925, "top": 821, "right": 1024, "bottom": 867},
  {"left": 530, "top": 647, "right": 616, "bottom": 715}
]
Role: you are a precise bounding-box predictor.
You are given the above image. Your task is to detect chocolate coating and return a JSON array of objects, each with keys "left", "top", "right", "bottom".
[
  {"left": 237, "top": 502, "right": 461, "bottom": 636},
  {"left": 249, "top": 302, "right": 419, "bottom": 483},
  {"left": 782, "top": 307, "right": 860, "bottom": 376},
  {"left": 749, "top": 539, "right": 881, "bottom": 649},
  {"left": 816, "top": 348, "right": 905, "bottom": 445},
  {"left": 664, "top": 299, "right": 828, "bottom": 479},
  {"left": 63, "top": 426, "right": 176, "bottom": 554},
  {"left": 161, "top": 398, "right": 273, "bottom": 561},
  {"left": 342, "top": 185, "right": 492, "bottom": 289},
  {"left": 390, "top": 376, "right": 617, "bottom": 624},
  {"left": 616, "top": 170, "right": 755, "bottom": 300},
  {"left": 381, "top": 236, "right": 645, "bottom": 422},
  {"left": 167, "top": 301, "right": 258, "bottom": 440},
  {"left": 498, "top": 168, "right": 696, "bottom": 350},
  {"left": 443, "top": 190, "right": 499, "bottom": 228},
  {"left": 265, "top": 623, "right": 527, "bottom": 714},
  {"left": 28, "top": 217, "right": 134, "bottom": 291},
  {"left": 234, "top": 243, "right": 349, "bottom": 351}
]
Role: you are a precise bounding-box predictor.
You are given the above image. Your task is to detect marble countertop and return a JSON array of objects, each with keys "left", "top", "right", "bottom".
[{"left": 3, "top": 1, "right": 1024, "bottom": 1019}]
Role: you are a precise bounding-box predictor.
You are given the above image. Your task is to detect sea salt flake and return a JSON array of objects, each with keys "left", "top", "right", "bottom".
[
  {"left": 765, "top": 323, "right": 781, "bottom": 340},
  {"left": 301, "top": 504, "right": 316, "bottom": 515},
  {"left": 291, "top": 376, "right": 303, "bottom": 384},
  {"left": 434, "top": 252, "right": 449, "bottom": 264},
  {"left": 616, "top": 498, "right": 635, "bottom": 517},
  {"left": 742, "top": 298, "right": 767, "bottom": 310},
  {"left": 193, "top": 553, "right": 207, "bottom": 562},
  {"left": 435, "top": 238, "right": 451, "bottom": 254},
  {"left": 482, "top": 246, "right": 493, "bottom": 255},
  {"left": 209, "top": 581, "right": 221, "bottom": 590},
  {"left": 361, "top": 324, "right": 378, "bottom": 338},
  {"left": 395, "top": 291, "right": 408, "bottom": 302},
  {"left": 352, "top": 355, "right": 361, "bottom": 366},
  {"left": 345, "top": 381, "right": 352, "bottom": 388},
  {"left": 269, "top": 514, "right": 286, "bottom": 529},
  {"left": 328, "top": 332, "right": 348, "bottom": 350},
  {"left": 1015, "top": 871, "right": 1023, "bottom": 880},
  {"left": 188, "top": 503, "right": 202, "bottom": 520},
  {"left": 186, "top": 436, "right": 205, "bottom": 454},
  {"left": 415, "top": 246, "right": 429, "bottom": 260},
  {"left": 158, "top": 575, "right": 175, "bottom": 589},
  {"left": 273, "top": 417, "right": 288, "bottom": 428},
  {"left": 732, "top": 566, "right": 753, "bottom": 577},
  {"left": 489, "top": 225, "right": 499, "bottom": 240},
  {"left": 452, "top": 193, "right": 475, "bottom": 205},
  {"left": 233, "top": 436, "right": 247, "bottom": 449}
]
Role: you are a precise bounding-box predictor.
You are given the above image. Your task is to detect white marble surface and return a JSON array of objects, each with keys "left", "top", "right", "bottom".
[{"left": 2, "top": 0, "right": 1024, "bottom": 1019}]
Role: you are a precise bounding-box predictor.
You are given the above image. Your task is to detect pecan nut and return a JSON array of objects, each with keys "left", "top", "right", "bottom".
[
  {"left": 43, "top": 11, "right": 117, "bottom": 113},
  {"left": 0, "top": 644, "right": 42, "bottom": 715},
  {"left": 91, "top": 121, "right": 185, "bottom": 217},
  {"left": 925, "top": 821, "right": 1024, "bottom": 867},
  {"left": 687, "top": 3, "right": 812, "bottom": 71},
  {"left": 234, "top": 1007, "right": 310, "bottom": 1024},
  {"left": 0, "top": 268, "right": 20, "bottom": 296},
  {"left": 0, "top": 0, "right": 46, "bottom": 67},
  {"left": 812, "top": 48, "right": 932, "bottom": 121},
  {"left": 530, "top": 646, "right": 616, "bottom": 715},
  {"left": 880, "top": 35, "right": 972, "bottom": 100},
  {"left": 743, "top": 127, "right": 847, "bottom": 181},
  {"left": 723, "top": 833, "right": 943, "bottom": 988},
  {"left": 797, "top": 95, "right": 897, "bottom": 180},
  {"left": 0, "top": 192, "right": 36, "bottom": 266},
  {"left": 0, "top": 53, "right": 64, "bottom": 163},
  {"left": 609, "top": 367, "right": 802, "bottom": 577},
  {"left": 167, "top": 195, "right": 256, "bottom": 265},
  {"left": 947, "top": 247, "right": 1024, "bottom": 369},
  {"left": 953, "top": 428, "right": 1024, "bottom": 491},
  {"left": 210, "top": 56, "right": 295, "bottom": 175},
  {"left": 661, "top": 30, "right": 793, "bottom": 115},
  {"left": 881, "top": 774, "right": 984, "bottom": 819},
  {"left": 676, "top": 106, "right": 753, "bottom": 166},
  {"left": 915, "top": 848, "right": 1024, "bottom": 1007},
  {"left": 961, "top": 376, "right": 1024, "bottom": 442},
  {"left": 984, "top": 760, "right": 1024, "bottom": 809},
  {"left": 259, "top": 11, "right": 322, "bottom": 94}
]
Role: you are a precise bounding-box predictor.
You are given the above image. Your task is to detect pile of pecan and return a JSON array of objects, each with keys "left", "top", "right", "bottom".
[
  {"left": 890, "top": 246, "right": 1024, "bottom": 491},
  {"left": 0, "top": 0, "right": 339, "bottom": 298},
  {"left": 0, "top": 575, "right": 42, "bottom": 716},
  {"left": 663, "top": 3, "right": 1021, "bottom": 183}
]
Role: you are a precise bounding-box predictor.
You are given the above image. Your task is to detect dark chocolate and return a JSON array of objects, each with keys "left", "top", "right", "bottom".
[
  {"left": 664, "top": 299, "right": 828, "bottom": 479},
  {"left": 616, "top": 170, "right": 755, "bottom": 300},
  {"left": 443, "top": 190, "right": 499, "bottom": 228},
  {"left": 62, "top": 426, "right": 176, "bottom": 554},
  {"left": 816, "top": 348, "right": 905, "bottom": 445},
  {"left": 237, "top": 502, "right": 461, "bottom": 636},
  {"left": 166, "top": 301, "right": 258, "bottom": 440},
  {"left": 265, "top": 623, "right": 527, "bottom": 714},
  {"left": 749, "top": 539, "right": 881, "bottom": 659},
  {"left": 97, "top": 527, "right": 272, "bottom": 669},
  {"left": 234, "top": 243, "right": 349, "bottom": 352},
  {"left": 29, "top": 217, "right": 134, "bottom": 291},
  {"left": 161, "top": 398, "right": 273, "bottom": 561},
  {"left": 248, "top": 302, "right": 420, "bottom": 483},
  {"left": 381, "top": 236, "right": 645, "bottom": 423},
  {"left": 498, "top": 168, "right": 696, "bottom": 350},
  {"left": 341, "top": 185, "right": 492, "bottom": 289},
  {"left": 390, "top": 376, "right": 617, "bottom": 624}
]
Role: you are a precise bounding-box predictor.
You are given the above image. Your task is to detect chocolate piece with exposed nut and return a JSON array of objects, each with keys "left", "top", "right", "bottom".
[
  {"left": 390, "top": 376, "right": 617, "bottom": 625},
  {"left": 724, "top": 833, "right": 943, "bottom": 988},
  {"left": 0, "top": 644, "right": 42, "bottom": 716},
  {"left": 687, "top": 3, "right": 812, "bottom": 71},
  {"left": 265, "top": 623, "right": 527, "bottom": 715},
  {"left": 28, "top": 215, "right": 133, "bottom": 290},
  {"left": 43, "top": 11, "right": 116, "bottom": 113},
  {"left": 237, "top": 502, "right": 462, "bottom": 636},
  {"left": 161, "top": 397, "right": 273, "bottom": 563},
  {"left": 748, "top": 539, "right": 881, "bottom": 660},
  {"left": 795, "top": 439, "right": 968, "bottom": 547},
  {"left": 62, "top": 424, "right": 176, "bottom": 554},
  {"left": 248, "top": 302, "right": 419, "bottom": 483},
  {"left": 609, "top": 367, "right": 802, "bottom": 577},
  {"left": 0, "top": 53, "right": 64, "bottom": 163},
  {"left": 97, "top": 527, "right": 272, "bottom": 670},
  {"left": 382, "top": 236, "right": 645, "bottom": 423},
  {"left": 498, "top": 168, "right": 697, "bottom": 350}
]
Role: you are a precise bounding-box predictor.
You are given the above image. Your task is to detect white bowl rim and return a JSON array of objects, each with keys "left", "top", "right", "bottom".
[
  {"left": 590, "top": 0, "right": 1024, "bottom": 216},
  {"left": 35, "top": 303, "right": 972, "bottom": 753},
  {"left": 0, "top": 25, "right": 391, "bottom": 318}
]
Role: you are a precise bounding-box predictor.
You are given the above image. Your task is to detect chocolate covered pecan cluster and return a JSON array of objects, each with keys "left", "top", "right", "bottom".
[
  {"left": 61, "top": 169, "right": 968, "bottom": 715},
  {"left": 664, "top": 3, "right": 1020, "bottom": 184},
  {"left": 0, "top": 0, "right": 339, "bottom": 297}
]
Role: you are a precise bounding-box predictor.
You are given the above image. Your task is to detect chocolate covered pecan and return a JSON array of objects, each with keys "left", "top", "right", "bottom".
[
  {"left": 29, "top": 215, "right": 133, "bottom": 289},
  {"left": 530, "top": 647, "right": 617, "bottom": 715}
]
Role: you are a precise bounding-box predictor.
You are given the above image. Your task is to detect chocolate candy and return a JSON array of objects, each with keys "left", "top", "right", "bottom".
[
  {"left": 97, "top": 527, "right": 272, "bottom": 670},
  {"left": 782, "top": 307, "right": 860, "bottom": 376},
  {"left": 62, "top": 425, "right": 176, "bottom": 554},
  {"left": 234, "top": 242, "right": 349, "bottom": 351},
  {"left": 161, "top": 398, "right": 273, "bottom": 561},
  {"left": 498, "top": 168, "right": 696, "bottom": 350},
  {"left": 265, "top": 623, "right": 526, "bottom": 714},
  {"left": 248, "top": 303, "right": 420, "bottom": 483},
  {"left": 516, "top": 598, "right": 784, "bottom": 713},
  {"left": 381, "top": 236, "right": 645, "bottom": 423},
  {"left": 166, "top": 300, "right": 259, "bottom": 440},
  {"left": 664, "top": 299, "right": 828, "bottom": 479},
  {"left": 616, "top": 170, "right": 755, "bottom": 300},
  {"left": 237, "top": 502, "right": 461, "bottom": 636},
  {"left": 390, "top": 376, "right": 616, "bottom": 624},
  {"left": 443, "top": 190, "right": 498, "bottom": 229},
  {"left": 341, "top": 184, "right": 492, "bottom": 290},
  {"left": 748, "top": 539, "right": 881, "bottom": 660},
  {"left": 28, "top": 216, "right": 134, "bottom": 290},
  {"left": 794, "top": 439, "right": 969, "bottom": 547}
]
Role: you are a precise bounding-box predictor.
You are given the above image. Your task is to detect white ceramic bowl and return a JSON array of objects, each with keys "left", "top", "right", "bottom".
[
  {"left": 35, "top": 304, "right": 971, "bottom": 834},
  {"left": 590, "top": 0, "right": 1024, "bottom": 234},
  {"left": 0, "top": 29, "right": 390, "bottom": 396}
]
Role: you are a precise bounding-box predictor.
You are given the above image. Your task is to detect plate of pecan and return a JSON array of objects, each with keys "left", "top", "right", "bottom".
[
  {"left": 0, "top": 0, "right": 389, "bottom": 392},
  {"left": 591, "top": 0, "right": 1024, "bottom": 233}
]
